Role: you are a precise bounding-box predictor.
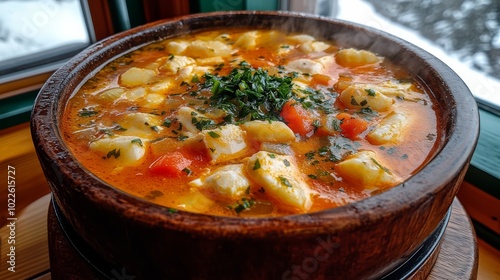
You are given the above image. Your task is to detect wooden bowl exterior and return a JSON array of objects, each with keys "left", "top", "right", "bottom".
[{"left": 31, "top": 12, "right": 479, "bottom": 279}]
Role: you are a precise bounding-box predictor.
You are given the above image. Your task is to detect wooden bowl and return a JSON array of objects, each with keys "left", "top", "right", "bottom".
[{"left": 31, "top": 11, "right": 479, "bottom": 279}]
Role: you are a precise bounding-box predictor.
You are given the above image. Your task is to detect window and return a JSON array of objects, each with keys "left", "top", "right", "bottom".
[{"left": 0, "top": 0, "right": 94, "bottom": 98}]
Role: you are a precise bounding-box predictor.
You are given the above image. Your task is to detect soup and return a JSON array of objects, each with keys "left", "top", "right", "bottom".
[{"left": 61, "top": 28, "right": 438, "bottom": 217}]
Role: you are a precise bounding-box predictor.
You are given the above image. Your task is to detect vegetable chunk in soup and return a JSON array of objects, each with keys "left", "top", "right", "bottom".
[{"left": 62, "top": 28, "right": 438, "bottom": 217}]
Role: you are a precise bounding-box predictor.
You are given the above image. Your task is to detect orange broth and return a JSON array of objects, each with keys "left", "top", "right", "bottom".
[{"left": 61, "top": 28, "right": 438, "bottom": 217}]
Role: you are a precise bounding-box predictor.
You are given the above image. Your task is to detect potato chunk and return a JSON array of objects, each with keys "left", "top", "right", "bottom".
[
  {"left": 166, "top": 41, "right": 189, "bottom": 55},
  {"left": 286, "top": 58, "right": 324, "bottom": 75},
  {"left": 336, "top": 151, "right": 398, "bottom": 189},
  {"left": 246, "top": 151, "right": 312, "bottom": 212},
  {"left": 188, "top": 40, "right": 232, "bottom": 57},
  {"left": 288, "top": 34, "right": 314, "bottom": 43},
  {"left": 192, "top": 164, "right": 250, "bottom": 201},
  {"left": 235, "top": 31, "right": 259, "bottom": 49},
  {"left": 339, "top": 84, "right": 394, "bottom": 112},
  {"left": 120, "top": 67, "right": 156, "bottom": 87},
  {"left": 241, "top": 120, "right": 296, "bottom": 143},
  {"left": 367, "top": 111, "right": 408, "bottom": 145},
  {"left": 89, "top": 136, "right": 146, "bottom": 167},
  {"left": 336, "top": 48, "right": 379, "bottom": 67},
  {"left": 202, "top": 124, "right": 249, "bottom": 163},
  {"left": 299, "top": 41, "right": 330, "bottom": 53}
]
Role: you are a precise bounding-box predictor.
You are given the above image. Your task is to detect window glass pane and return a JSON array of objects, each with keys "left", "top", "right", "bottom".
[
  {"left": 0, "top": 0, "right": 91, "bottom": 78},
  {"left": 336, "top": 0, "right": 500, "bottom": 114}
]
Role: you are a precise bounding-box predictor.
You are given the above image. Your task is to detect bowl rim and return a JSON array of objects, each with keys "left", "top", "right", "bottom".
[{"left": 31, "top": 10, "right": 479, "bottom": 237}]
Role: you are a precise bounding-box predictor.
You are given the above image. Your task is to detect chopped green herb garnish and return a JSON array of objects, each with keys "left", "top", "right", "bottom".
[
  {"left": 268, "top": 153, "right": 276, "bottom": 158},
  {"left": 131, "top": 138, "right": 143, "bottom": 146},
  {"left": 360, "top": 100, "right": 368, "bottom": 106},
  {"left": 192, "top": 117, "right": 216, "bottom": 131},
  {"left": 106, "top": 148, "right": 121, "bottom": 159},
  {"left": 370, "top": 157, "right": 392, "bottom": 174},
  {"left": 163, "top": 119, "right": 172, "bottom": 127},
  {"left": 191, "top": 74, "right": 200, "bottom": 83},
  {"left": 182, "top": 168, "right": 192, "bottom": 175},
  {"left": 207, "top": 131, "right": 220, "bottom": 138},
  {"left": 253, "top": 159, "right": 261, "bottom": 170},
  {"left": 283, "top": 159, "right": 291, "bottom": 167},
  {"left": 279, "top": 176, "right": 292, "bottom": 188},
  {"left": 229, "top": 197, "right": 255, "bottom": 214},
  {"left": 365, "top": 88, "right": 376, "bottom": 96},
  {"left": 78, "top": 107, "right": 98, "bottom": 117},
  {"left": 308, "top": 174, "right": 318, "bottom": 179},
  {"left": 203, "top": 64, "right": 294, "bottom": 122},
  {"left": 331, "top": 118, "right": 342, "bottom": 131}
]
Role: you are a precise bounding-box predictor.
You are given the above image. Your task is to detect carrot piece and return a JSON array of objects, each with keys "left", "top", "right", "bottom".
[
  {"left": 280, "top": 100, "right": 315, "bottom": 137},
  {"left": 149, "top": 151, "right": 192, "bottom": 177},
  {"left": 336, "top": 113, "right": 368, "bottom": 140}
]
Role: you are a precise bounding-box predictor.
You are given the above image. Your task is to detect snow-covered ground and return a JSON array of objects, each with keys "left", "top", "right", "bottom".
[{"left": 336, "top": 0, "right": 500, "bottom": 111}]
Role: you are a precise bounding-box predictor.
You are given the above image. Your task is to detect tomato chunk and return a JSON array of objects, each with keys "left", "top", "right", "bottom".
[
  {"left": 280, "top": 100, "right": 315, "bottom": 137},
  {"left": 336, "top": 113, "right": 368, "bottom": 140},
  {"left": 149, "top": 151, "right": 192, "bottom": 177}
]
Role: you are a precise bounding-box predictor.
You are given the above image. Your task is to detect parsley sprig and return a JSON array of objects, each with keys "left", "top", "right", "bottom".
[{"left": 203, "top": 63, "right": 294, "bottom": 122}]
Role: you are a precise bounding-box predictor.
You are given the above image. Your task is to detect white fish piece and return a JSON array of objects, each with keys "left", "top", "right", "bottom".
[
  {"left": 245, "top": 151, "right": 312, "bottom": 212},
  {"left": 161, "top": 55, "right": 196, "bottom": 73},
  {"left": 202, "top": 124, "right": 249, "bottom": 163},
  {"left": 235, "top": 30, "right": 259, "bottom": 50},
  {"left": 89, "top": 136, "right": 146, "bottom": 167},
  {"left": 336, "top": 150, "right": 398, "bottom": 189},
  {"left": 367, "top": 111, "right": 408, "bottom": 145},
  {"left": 123, "top": 87, "right": 147, "bottom": 101},
  {"left": 119, "top": 112, "right": 163, "bottom": 138},
  {"left": 188, "top": 40, "right": 232, "bottom": 57},
  {"left": 192, "top": 164, "right": 250, "bottom": 200},
  {"left": 166, "top": 41, "right": 189, "bottom": 55}
]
